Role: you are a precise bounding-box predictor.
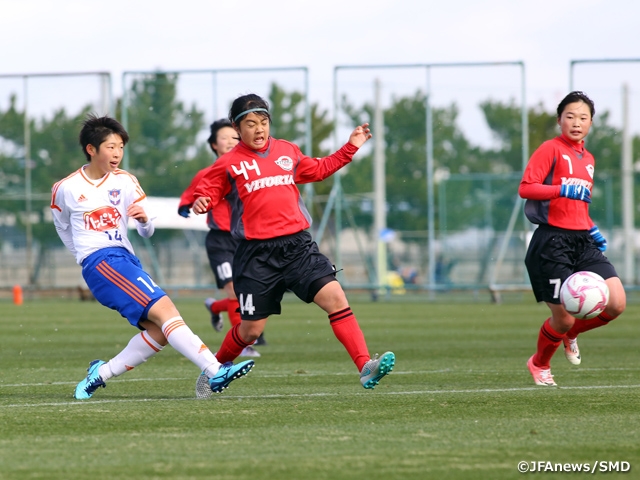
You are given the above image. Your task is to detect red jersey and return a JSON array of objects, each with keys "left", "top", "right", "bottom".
[
  {"left": 193, "top": 138, "right": 359, "bottom": 240},
  {"left": 519, "top": 135, "right": 595, "bottom": 230},
  {"left": 179, "top": 166, "right": 231, "bottom": 231}
]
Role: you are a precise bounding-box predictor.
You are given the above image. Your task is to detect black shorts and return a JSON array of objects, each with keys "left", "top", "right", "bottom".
[
  {"left": 525, "top": 224, "right": 618, "bottom": 304},
  {"left": 232, "top": 231, "right": 337, "bottom": 320},
  {"left": 205, "top": 229, "right": 239, "bottom": 289}
]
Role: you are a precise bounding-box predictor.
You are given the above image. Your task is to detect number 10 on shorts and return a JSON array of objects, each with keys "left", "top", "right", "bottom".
[{"left": 216, "top": 262, "right": 232, "bottom": 282}]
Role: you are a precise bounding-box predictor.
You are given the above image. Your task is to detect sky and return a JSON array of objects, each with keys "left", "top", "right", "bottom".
[{"left": 1, "top": 0, "right": 639, "bottom": 147}]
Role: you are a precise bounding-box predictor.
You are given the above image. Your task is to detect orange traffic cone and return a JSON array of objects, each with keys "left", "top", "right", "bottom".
[{"left": 13, "top": 285, "right": 23, "bottom": 305}]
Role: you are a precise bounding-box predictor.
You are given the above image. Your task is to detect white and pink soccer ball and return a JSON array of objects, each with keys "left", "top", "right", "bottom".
[{"left": 560, "top": 271, "right": 610, "bottom": 320}]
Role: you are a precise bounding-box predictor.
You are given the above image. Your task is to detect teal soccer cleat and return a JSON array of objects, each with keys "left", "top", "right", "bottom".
[
  {"left": 360, "top": 351, "right": 395, "bottom": 389},
  {"left": 208, "top": 360, "right": 254, "bottom": 393},
  {"left": 74, "top": 360, "right": 106, "bottom": 400}
]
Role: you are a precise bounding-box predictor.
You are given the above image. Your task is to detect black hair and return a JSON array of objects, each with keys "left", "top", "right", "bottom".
[
  {"left": 557, "top": 91, "right": 595, "bottom": 119},
  {"left": 79, "top": 114, "right": 129, "bottom": 162},
  {"left": 228, "top": 93, "right": 271, "bottom": 127},
  {"left": 206, "top": 118, "right": 234, "bottom": 155}
]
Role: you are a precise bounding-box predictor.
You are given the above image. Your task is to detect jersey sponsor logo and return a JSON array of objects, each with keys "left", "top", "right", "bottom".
[
  {"left": 84, "top": 206, "right": 122, "bottom": 231},
  {"left": 108, "top": 188, "right": 122, "bottom": 205},
  {"left": 560, "top": 177, "right": 592, "bottom": 190},
  {"left": 244, "top": 174, "right": 295, "bottom": 193},
  {"left": 275, "top": 155, "right": 293, "bottom": 171}
]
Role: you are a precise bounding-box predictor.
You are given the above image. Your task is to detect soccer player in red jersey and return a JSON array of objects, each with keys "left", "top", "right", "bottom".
[
  {"left": 519, "top": 91, "right": 626, "bottom": 386},
  {"left": 178, "top": 119, "right": 263, "bottom": 357},
  {"left": 193, "top": 93, "right": 395, "bottom": 389}
]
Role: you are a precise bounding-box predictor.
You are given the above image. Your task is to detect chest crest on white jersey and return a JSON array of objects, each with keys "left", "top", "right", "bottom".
[
  {"left": 108, "top": 189, "right": 122, "bottom": 205},
  {"left": 275, "top": 156, "right": 293, "bottom": 172}
]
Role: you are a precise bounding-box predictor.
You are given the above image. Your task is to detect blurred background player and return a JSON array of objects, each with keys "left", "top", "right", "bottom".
[
  {"left": 193, "top": 93, "right": 395, "bottom": 389},
  {"left": 52, "top": 114, "right": 253, "bottom": 399},
  {"left": 178, "top": 119, "right": 264, "bottom": 357},
  {"left": 519, "top": 91, "right": 626, "bottom": 386}
]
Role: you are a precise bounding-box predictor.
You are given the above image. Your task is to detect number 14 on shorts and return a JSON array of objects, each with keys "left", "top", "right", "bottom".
[{"left": 239, "top": 293, "right": 255, "bottom": 315}]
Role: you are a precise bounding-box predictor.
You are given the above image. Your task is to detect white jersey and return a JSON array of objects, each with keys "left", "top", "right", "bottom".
[{"left": 51, "top": 165, "right": 155, "bottom": 265}]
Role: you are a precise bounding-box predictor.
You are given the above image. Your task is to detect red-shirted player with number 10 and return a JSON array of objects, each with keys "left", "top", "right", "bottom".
[
  {"left": 193, "top": 93, "right": 395, "bottom": 389},
  {"left": 519, "top": 91, "right": 626, "bottom": 386}
]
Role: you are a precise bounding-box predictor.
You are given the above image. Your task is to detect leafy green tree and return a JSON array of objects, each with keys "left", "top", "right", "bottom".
[
  {"left": 339, "top": 90, "right": 481, "bottom": 232},
  {"left": 0, "top": 95, "right": 93, "bottom": 234},
  {"left": 123, "top": 72, "right": 210, "bottom": 197},
  {"left": 479, "top": 99, "right": 557, "bottom": 172},
  {"left": 0, "top": 94, "right": 26, "bottom": 196},
  {"left": 30, "top": 107, "right": 94, "bottom": 196}
]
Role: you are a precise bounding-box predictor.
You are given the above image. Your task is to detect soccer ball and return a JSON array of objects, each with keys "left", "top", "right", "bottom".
[{"left": 560, "top": 271, "right": 609, "bottom": 319}]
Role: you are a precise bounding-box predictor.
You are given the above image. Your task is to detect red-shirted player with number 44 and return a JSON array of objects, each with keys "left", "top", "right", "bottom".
[
  {"left": 178, "top": 119, "right": 264, "bottom": 357},
  {"left": 193, "top": 93, "right": 395, "bottom": 390},
  {"left": 519, "top": 91, "right": 626, "bottom": 386}
]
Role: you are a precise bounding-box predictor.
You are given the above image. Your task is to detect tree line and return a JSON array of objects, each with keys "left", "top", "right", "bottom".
[{"left": 1, "top": 72, "right": 638, "bottom": 251}]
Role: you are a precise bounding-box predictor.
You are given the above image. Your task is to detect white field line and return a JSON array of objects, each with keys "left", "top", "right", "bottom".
[
  {"left": 1, "top": 382, "right": 640, "bottom": 408},
  {"left": 2, "top": 365, "right": 639, "bottom": 389}
]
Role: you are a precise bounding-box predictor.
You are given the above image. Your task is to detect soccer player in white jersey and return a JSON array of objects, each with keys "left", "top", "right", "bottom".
[{"left": 51, "top": 114, "right": 254, "bottom": 399}]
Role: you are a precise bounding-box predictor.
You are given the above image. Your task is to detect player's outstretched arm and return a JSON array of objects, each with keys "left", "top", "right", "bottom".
[{"left": 348, "top": 123, "right": 372, "bottom": 148}]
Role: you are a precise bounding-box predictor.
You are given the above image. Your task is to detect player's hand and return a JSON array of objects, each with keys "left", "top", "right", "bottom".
[
  {"left": 193, "top": 197, "right": 211, "bottom": 214},
  {"left": 589, "top": 225, "right": 607, "bottom": 252},
  {"left": 560, "top": 184, "right": 591, "bottom": 203},
  {"left": 178, "top": 205, "right": 191, "bottom": 218},
  {"left": 127, "top": 204, "right": 148, "bottom": 223},
  {"left": 348, "top": 123, "right": 372, "bottom": 148}
]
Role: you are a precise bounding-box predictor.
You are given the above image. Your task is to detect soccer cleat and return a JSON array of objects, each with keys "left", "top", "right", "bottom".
[
  {"left": 74, "top": 359, "right": 107, "bottom": 399},
  {"left": 563, "top": 336, "right": 581, "bottom": 365},
  {"left": 208, "top": 360, "right": 254, "bottom": 393},
  {"left": 240, "top": 346, "right": 261, "bottom": 357},
  {"left": 195, "top": 372, "right": 213, "bottom": 399},
  {"left": 527, "top": 355, "right": 557, "bottom": 386},
  {"left": 205, "top": 297, "right": 224, "bottom": 332},
  {"left": 360, "top": 351, "right": 395, "bottom": 389}
]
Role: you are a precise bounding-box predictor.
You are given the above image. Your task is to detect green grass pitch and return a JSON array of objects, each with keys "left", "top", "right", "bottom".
[{"left": 1, "top": 296, "right": 639, "bottom": 479}]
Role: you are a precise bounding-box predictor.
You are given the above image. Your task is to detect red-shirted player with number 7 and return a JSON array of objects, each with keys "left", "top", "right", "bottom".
[
  {"left": 193, "top": 93, "right": 395, "bottom": 389},
  {"left": 519, "top": 91, "right": 626, "bottom": 386}
]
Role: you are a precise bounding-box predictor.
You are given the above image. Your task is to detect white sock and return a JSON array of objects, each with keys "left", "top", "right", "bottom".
[
  {"left": 161, "top": 316, "right": 220, "bottom": 377},
  {"left": 99, "top": 331, "right": 164, "bottom": 379}
]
